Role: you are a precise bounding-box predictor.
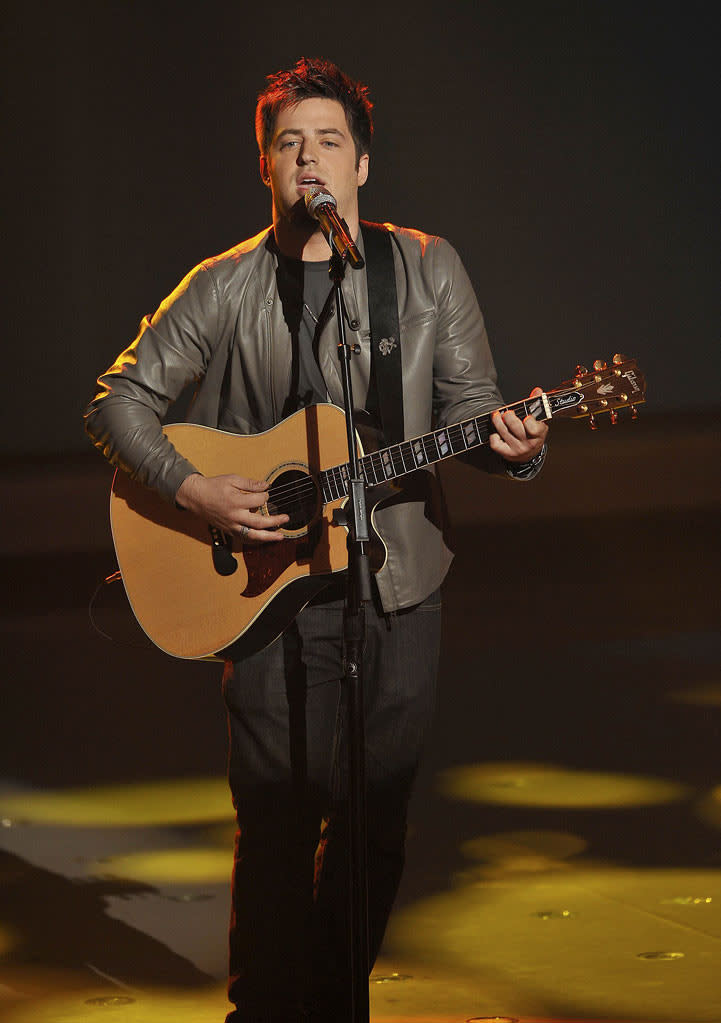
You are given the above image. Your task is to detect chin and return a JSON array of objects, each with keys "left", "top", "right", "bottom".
[{"left": 288, "top": 199, "right": 315, "bottom": 227}]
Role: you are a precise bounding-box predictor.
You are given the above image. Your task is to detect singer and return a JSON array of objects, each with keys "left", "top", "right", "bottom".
[{"left": 84, "top": 58, "right": 547, "bottom": 1022}]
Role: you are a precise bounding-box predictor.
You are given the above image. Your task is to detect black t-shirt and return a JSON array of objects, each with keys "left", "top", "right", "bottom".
[{"left": 274, "top": 253, "right": 333, "bottom": 414}]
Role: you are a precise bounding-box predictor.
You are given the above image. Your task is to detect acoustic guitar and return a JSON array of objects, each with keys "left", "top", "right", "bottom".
[{"left": 109, "top": 355, "right": 645, "bottom": 660}]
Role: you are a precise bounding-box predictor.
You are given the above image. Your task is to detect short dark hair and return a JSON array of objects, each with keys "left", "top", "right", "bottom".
[{"left": 255, "top": 57, "right": 373, "bottom": 164}]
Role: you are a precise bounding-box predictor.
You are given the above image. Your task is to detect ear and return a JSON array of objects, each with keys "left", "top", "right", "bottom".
[
  {"left": 356, "top": 153, "right": 369, "bottom": 188},
  {"left": 259, "top": 155, "right": 271, "bottom": 186}
]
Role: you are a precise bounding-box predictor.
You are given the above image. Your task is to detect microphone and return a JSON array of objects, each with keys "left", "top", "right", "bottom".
[{"left": 304, "top": 187, "right": 365, "bottom": 269}]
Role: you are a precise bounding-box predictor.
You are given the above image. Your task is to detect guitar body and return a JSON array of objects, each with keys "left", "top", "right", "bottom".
[{"left": 110, "top": 404, "right": 354, "bottom": 660}]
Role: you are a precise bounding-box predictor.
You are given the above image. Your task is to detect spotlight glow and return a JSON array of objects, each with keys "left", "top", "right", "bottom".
[
  {"left": 0, "top": 778, "right": 233, "bottom": 827},
  {"left": 88, "top": 847, "right": 231, "bottom": 884},
  {"left": 437, "top": 762, "right": 690, "bottom": 808},
  {"left": 0, "top": 984, "right": 231, "bottom": 1023}
]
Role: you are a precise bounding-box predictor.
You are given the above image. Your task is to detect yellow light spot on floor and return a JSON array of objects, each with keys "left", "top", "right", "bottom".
[
  {"left": 458, "top": 830, "right": 589, "bottom": 878},
  {"left": 0, "top": 778, "right": 232, "bottom": 827},
  {"left": 462, "top": 830, "right": 588, "bottom": 862},
  {"left": 437, "top": 762, "right": 690, "bottom": 808},
  {"left": 88, "top": 847, "right": 231, "bottom": 884},
  {"left": 0, "top": 984, "right": 231, "bottom": 1023}
]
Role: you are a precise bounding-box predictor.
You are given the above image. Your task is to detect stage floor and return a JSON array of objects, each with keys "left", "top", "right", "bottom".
[{"left": 1, "top": 410, "right": 719, "bottom": 1022}]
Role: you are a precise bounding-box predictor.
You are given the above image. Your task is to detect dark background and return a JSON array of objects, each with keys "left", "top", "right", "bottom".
[{"left": 3, "top": 0, "right": 718, "bottom": 457}]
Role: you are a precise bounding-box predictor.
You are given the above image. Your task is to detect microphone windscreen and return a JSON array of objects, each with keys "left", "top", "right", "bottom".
[{"left": 304, "top": 187, "right": 337, "bottom": 218}]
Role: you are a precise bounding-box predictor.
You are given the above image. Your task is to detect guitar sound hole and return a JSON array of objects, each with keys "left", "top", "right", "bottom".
[{"left": 267, "top": 469, "right": 320, "bottom": 532}]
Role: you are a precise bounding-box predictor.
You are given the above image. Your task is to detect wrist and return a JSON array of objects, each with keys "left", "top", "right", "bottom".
[
  {"left": 505, "top": 443, "right": 547, "bottom": 479},
  {"left": 176, "top": 472, "right": 204, "bottom": 510}
]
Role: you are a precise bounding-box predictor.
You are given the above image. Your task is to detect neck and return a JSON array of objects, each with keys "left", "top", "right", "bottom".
[{"left": 272, "top": 207, "right": 361, "bottom": 262}]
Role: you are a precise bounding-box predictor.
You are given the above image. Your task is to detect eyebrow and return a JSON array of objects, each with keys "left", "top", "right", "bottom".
[{"left": 275, "top": 127, "right": 347, "bottom": 141}]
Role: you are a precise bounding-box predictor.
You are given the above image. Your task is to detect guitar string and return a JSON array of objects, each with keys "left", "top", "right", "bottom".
[
  {"left": 260, "top": 397, "right": 583, "bottom": 511},
  {"left": 259, "top": 383, "right": 626, "bottom": 512},
  {"left": 262, "top": 393, "right": 540, "bottom": 504},
  {"left": 258, "top": 390, "right": 558, "bottom": 507}
]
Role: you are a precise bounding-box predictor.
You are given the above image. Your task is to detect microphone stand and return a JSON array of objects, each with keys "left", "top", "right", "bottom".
[{"left": 328, "top": 249, "right": 373, "bottom": 1023}]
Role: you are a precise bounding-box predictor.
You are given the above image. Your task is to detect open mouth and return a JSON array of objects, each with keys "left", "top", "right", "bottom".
[{"left": 297, "top": 177, "right": 325, "bottom": 191}]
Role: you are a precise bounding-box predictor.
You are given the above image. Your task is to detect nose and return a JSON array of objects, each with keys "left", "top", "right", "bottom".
[{"left": 297, "top": 139, "right": 318, "bottom": 165}]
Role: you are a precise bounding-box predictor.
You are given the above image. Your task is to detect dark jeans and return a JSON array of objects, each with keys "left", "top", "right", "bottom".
[{"left": 222, "top": 586, "right": 441, "bottom": 1022}]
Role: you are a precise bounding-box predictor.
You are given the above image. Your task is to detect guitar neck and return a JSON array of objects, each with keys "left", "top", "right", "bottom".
[
  {"left": 320, "top": 390, "right": 561, "bottom": 502},
  {"left": 317, "top": 350, "right": 646, "bottom": 503}
]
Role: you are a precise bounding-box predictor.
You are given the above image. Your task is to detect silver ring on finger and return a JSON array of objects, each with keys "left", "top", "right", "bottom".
[{"left": 239, "top": 524, "right": 250, "bottom": 539}]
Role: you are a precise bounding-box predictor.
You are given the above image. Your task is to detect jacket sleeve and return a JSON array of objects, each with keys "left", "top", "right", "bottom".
[
  {"left": 431, "top": 239, "right": 545, "bottom": 480},
  {"left": 430, "top": 239, "right": 507, "bottom": 475},
  {"left": 84, "top": 263, "right": 219, "bottom": 503}
]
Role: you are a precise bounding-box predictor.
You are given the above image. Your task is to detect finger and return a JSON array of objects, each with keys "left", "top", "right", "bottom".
[
  {"left": 225, "top": 488, "right": 270, "bottom": 511},
  {"left": 242, "top": 511, "right": 289, "bottom": 530},
  {"left": 491, "top": 408, "right": 512, "bottom": 443},
  {"left": 488, "top": 432, "right": 513, "bottom": 457},
  {"left": 228, "top": 477, "right": 270, "bottom": 493},
  {"left": 523, "top": 416, "right": 548, "bottom": 439},
  {"left": 245, "top": 528, "right": 287, "bottom": 543},
  {"left": 243, "top": 493, "right": 270, "bottom": 512},
  {"left": 493, "top": 408, "right": 526, "bottom": 443}
]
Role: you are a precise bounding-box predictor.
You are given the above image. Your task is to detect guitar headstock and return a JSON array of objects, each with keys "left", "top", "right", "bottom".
[{"left": 546, "top": 354, "right": 646, "bottom": 428}]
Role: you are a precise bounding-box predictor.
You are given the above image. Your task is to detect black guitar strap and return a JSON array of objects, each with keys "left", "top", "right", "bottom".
[{"left": 360, "top": 221, "right": 404, "bottom": 445}]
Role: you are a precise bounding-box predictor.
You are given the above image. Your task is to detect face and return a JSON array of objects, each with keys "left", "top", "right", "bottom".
[{"left": 260, "top": 97, "right": 369, "bottom": 228}]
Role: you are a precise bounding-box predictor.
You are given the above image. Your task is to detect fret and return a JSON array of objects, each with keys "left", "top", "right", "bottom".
[
  {"left": 367, "top": 452, "right": 383, "bottom": 485},
  {"left": 422, "top": 433, "right": 437, "bottom": 463},
  {"left": 448, "top": 424, "right": 466, "bottom": 454},
  {"left": 398, "top": 441, "right": 413, "bottom": 474},
  {"left": 476, "top": 415, "right": 492, "bottom": 444},
  {"left": 412, "top": 437, "right": 427, "bottom": 466},
  {"left": 322, "top": 469, "right": 336, "bottom": 503},
  {"left": 390, "top": 445, "right": 406, "bottom": 477},
  {"left": 527, "top": 396, "right": 544, "bottom": 421},
  {"left": 320, "top": 470, "right": 332, "bottom": 503},
  {"left": 333, "top": 469, "right": 342, "bottom": 501},
  {"left": 431, "top": 432, "right": 443, "bottom": 461},
  {"left": 462, "top": 419, "right": 479, "bottom": 448}
]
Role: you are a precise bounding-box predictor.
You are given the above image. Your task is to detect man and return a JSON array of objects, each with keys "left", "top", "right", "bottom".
[{"left": 85, "top": 58, "right": 547, "bottom": 1022}]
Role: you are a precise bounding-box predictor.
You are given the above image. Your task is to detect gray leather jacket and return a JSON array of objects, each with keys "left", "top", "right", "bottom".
[{"left": 85, "top": 224, "right": 522, "bottom": 611}]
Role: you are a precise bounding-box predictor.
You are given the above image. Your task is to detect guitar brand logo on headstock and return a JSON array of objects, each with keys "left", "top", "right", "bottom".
[
  {"left": 622, "top": 370, "right": 641, "bottom": 393},
  {"left": 597, "top": 383, "right": 616, "bottom": 395},
  {"left": 554, "top": 392, "right": 583, "bottom": 408}
]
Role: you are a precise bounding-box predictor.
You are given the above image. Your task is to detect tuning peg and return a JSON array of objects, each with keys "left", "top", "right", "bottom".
[
  {"left": 575, "top": 364, "right": 588, "bottom": 376},
  {"left": 593, "top": 359, "right": 608, "bottom": 371},
  {"left": 631, "top": 405, "right": 639, "bottom": 420},
  {"left": 610, "top": 409, "right": 618, "bottom": 425},
  {"left": 589, "top": 414, "right": 597, "bottom": 431},
  {"left": 612, "top": 353, "right": 628, "bottom": 365}
]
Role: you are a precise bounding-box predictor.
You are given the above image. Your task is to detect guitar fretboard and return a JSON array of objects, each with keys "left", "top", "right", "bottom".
[{"left": 319, "top": 395, "right": 544, "bottom": 502}]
